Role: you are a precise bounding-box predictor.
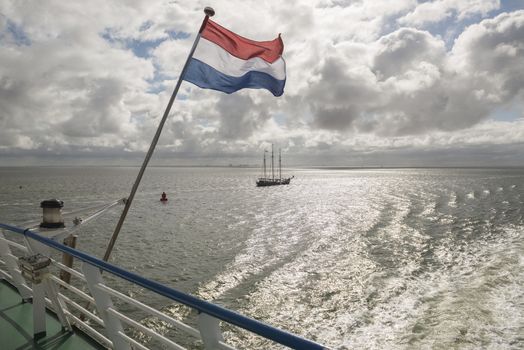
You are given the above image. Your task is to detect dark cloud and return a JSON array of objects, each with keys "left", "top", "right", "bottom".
[
  {"left": 60, "top": 78, "right": 129, "bottom": 137},
  {"left": 215, "top": 94, "right": 270, "bottom": 140},
  {"left": 305, "top": 54, "right": 379, "bottom": 130}
]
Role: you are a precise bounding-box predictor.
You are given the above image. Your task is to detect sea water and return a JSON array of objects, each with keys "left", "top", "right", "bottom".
[{"left": 0, "top": 166, "right": 522, "bottom": 348}]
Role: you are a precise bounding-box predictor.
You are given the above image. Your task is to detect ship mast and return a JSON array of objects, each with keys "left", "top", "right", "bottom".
[
  {"left": 271, "top": 144, "right": 275, "bottom": 180},
  {"left": 279, "top": 148, "right": 282, "bottom": 181},
  {"left": 263, "top": 150, "right": 267, "bottom": 178}
]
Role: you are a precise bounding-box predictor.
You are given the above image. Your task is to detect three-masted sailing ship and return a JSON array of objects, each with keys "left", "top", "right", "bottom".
[{"left": 256, "top": 144, "right": 293, "bottom": 187}]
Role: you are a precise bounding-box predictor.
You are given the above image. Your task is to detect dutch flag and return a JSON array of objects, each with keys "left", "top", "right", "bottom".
[{"left": 183, "top": 19, "right": 286, "bottom": 97}]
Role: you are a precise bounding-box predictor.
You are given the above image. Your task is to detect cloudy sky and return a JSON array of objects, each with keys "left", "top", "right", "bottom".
[{"left": 1, "top": 0, "right": 523, "bottom": 166}]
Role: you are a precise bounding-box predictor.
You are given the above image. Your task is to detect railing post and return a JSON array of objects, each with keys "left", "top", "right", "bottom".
[
  {"left": 82, "top": 263, "right": 131, "bottom": 350},
  {"left": 17, "top": 253, "right": 54, "bottom": 339},
  {"left": 198, "top": 312, "right": 225, "bottom": 349},
  {"left": 33, "top": 282, "right": 47, "bottom": 339},
  {"left": 0, "top": 230, "right": 32, "bottom": 299},
  {"left": 23, "top": 236, "right": 71, "bottom": 331},
  {"left": 60, "top": 234, "right": 77, "bottom": 284}
]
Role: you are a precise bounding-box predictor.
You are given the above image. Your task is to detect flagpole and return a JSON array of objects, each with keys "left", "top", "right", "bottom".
[{"left": 102, "top": 7, "right": 215, "bottom": 262}]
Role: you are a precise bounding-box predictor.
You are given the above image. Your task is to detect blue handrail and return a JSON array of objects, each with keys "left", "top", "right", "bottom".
[{"left": 0, "top": 222, "right": 326, "bottom": 350}]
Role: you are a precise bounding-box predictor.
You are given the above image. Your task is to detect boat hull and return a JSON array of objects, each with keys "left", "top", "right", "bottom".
[{"left": 256, "top": 178, "right": 292, "bottom": 187}]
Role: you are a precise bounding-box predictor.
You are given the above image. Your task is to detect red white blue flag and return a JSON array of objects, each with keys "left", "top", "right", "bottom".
[{"left": 184, "top": 19, "right": 286, "bottom": 97}]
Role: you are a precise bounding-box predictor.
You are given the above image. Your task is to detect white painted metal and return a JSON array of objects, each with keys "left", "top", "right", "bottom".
[
  {"left": 49, "top": 274, "right": 95, "bottom": 303},
  {"left": 217, "top": 341, "right": 238, "bottom": 350},
  {"left": 1, "top": 232, "right": 233, "bottom": 349},
  {"left": 117, "top": 331, "right": 150, "bottom": 350},
  {"left": 64, "top": 310, "right": 114, "bottom": 348},
  {"left": 23, "top": 230, "right": 73, "bottom": 331},
  {"left": 59, "top": 294, "right": 105, "bottom": 326},
  {"left": 1, "top": 233, "right": 198, "bottom": 350},
  {"left": 107, "top": 308, "right": 186, "bottom": 350},
  {"left": 0, "top": 230, "right": 251, "bottom": 350},
  {"left": 0, "top": 236, "right": 29, "bottom": 253},
  {"left": 33, "top": 284, "right": 47, "bottom": 337},
  {"left": 0, "top": 231, "right": 31, "bottom": 299},
  {"left": 198, "top": 312, "right": 225, "bottom": 350},
  {"left": 82, "top": 263, "right": 131, "bottom": 350},
  {"left": 43, "top": 277, "right": 72, "bottom": 330},
  {"left": 0, "top": 268, "right": 13, "bottom": 280},
  {"left": 97, "top": 283, "right": 201, "bottom": 338},
  {"left": 52, "top": 260, "right": 86, "bottom": 281}
]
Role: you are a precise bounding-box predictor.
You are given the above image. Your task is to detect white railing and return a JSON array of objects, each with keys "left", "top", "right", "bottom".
[{"left": 0, "top": 223, "right": 327, "bottom": 350}]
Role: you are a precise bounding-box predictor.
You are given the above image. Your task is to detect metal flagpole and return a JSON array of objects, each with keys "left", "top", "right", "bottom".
[{"left": 102, "top": 7, "right": 215, "bottom": 262}]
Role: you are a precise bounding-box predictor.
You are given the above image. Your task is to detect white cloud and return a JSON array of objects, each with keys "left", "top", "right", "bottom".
[
  {"left": 399, "top": 0, "right": 500, "bottom": 27},
  {"left": 296, "top": 10, "right": 524, "bottom": 139},
  {"left": 0, "top": 1, "right": 523, "bottom": 165}
]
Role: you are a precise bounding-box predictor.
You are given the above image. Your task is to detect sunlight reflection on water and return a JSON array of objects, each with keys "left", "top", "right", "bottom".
[{"left": 0, "top": 167, "right": 523, "bottom": 348}]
